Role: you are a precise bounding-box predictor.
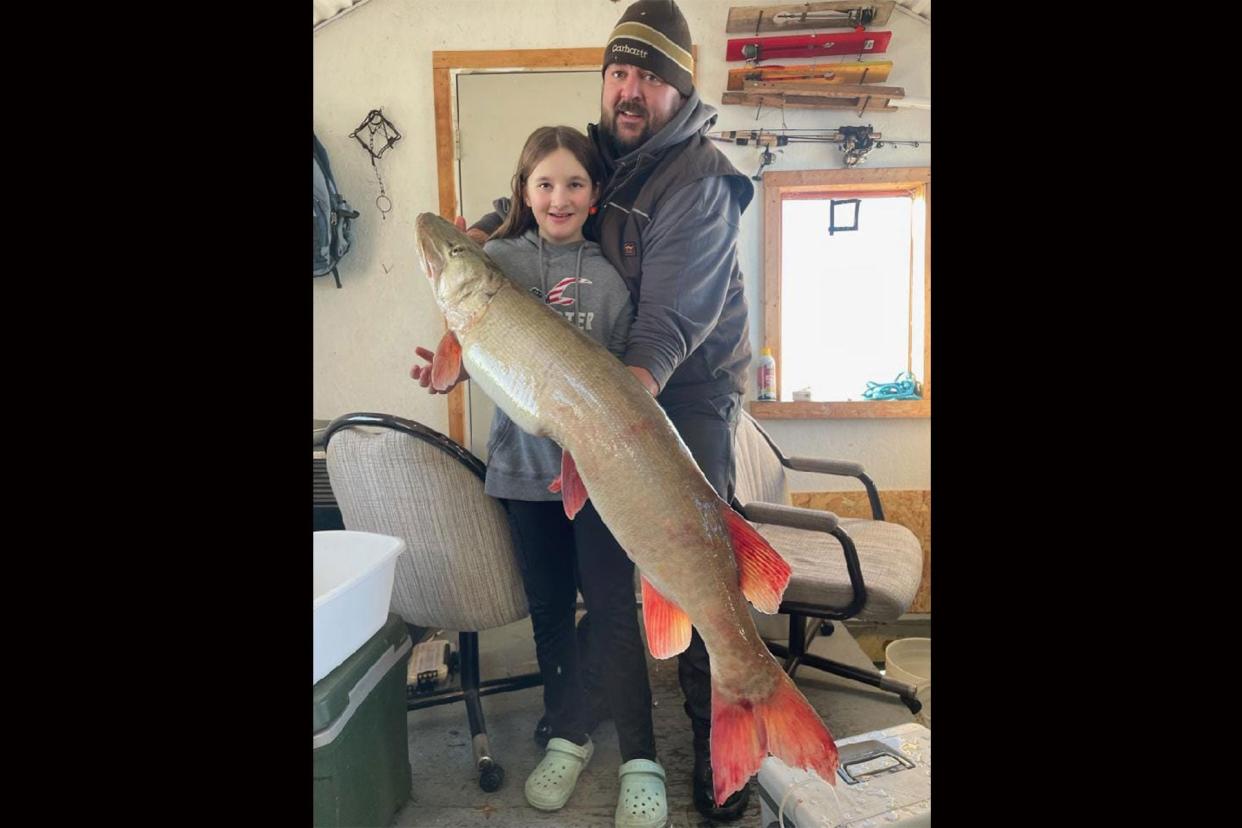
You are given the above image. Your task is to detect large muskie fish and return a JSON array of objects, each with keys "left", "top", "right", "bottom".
[{"left": 414, "top": 213, "right": 838, "bottom": 803}]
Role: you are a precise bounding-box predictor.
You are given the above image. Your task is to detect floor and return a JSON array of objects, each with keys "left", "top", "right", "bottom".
[{"left": 390, "top": 614, "right": 922, "bottom": 827}]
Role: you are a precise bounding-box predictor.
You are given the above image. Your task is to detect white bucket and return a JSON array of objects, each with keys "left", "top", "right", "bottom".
[
  {"left": 313, "top": 530, "right": 405, "bottom": 685},
  {"left": 885, "top": 637, "right": 931, "bottom": 726}
]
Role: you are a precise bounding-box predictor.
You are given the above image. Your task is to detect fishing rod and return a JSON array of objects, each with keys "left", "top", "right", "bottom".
[
  {"left": 770, "top": 8, "right": 875, "bottom": 27},
  {"left": 709, "top": 126, "right": 927, "bottom": 176}
]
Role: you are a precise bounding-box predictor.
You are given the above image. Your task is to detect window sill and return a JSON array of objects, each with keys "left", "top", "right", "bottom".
[{"left": 749, "top": 399, "right": 931, "bottom": 420}]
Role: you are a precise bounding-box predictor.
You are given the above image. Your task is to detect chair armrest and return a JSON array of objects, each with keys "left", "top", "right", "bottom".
[
  {"left": 314, "top": 419, "right": 332, "bottom": 450},
  {"left": 783, "top": 456, "right": 865, "bottom": 477},
  {"left": 738, "top": 501, "right": 840, "bottom": 532},
  {"left": 779, "top": 457, "right": 884, "bottom": 522}
]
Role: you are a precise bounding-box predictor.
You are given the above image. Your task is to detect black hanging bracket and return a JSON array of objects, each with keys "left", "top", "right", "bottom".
[{"left": 349, "top": 108, "right": 402, "bottom": 218}]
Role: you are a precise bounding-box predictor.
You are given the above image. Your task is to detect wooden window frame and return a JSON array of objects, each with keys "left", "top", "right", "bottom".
[{"left": 752, "top": 166, "right": 931, "bottom": 420}]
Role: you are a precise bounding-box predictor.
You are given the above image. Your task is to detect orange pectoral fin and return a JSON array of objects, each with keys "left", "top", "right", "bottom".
[
  {"left": 548, "top": 450, "right": 588, "bottom": 520},
  {"left": 430, "top": 331, "right": 462, "bottom": 392},
  {"left": 721, "top": 504, "right": 791, "bottom": 614},
  {"left": 641, "top": 576, "right": 692, "bottom": 659}
]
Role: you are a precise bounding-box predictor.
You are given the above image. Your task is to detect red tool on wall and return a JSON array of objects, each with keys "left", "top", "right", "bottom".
[{"left": 726, "top": 29, "right": 892, "bottom": 62}]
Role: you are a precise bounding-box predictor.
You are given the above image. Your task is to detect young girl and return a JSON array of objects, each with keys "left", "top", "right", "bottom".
[{"left": 410, "top": 126, "right": 667, "bottom": 828}]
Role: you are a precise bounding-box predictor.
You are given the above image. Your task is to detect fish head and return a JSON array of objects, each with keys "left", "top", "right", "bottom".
[{"left": 414, "top": 212, "right": 504, "bottom": 326}]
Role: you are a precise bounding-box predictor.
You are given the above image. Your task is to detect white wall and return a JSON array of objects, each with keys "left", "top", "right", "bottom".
[{"left": 313, "top": 0, "right": 931, "bottom": 490}]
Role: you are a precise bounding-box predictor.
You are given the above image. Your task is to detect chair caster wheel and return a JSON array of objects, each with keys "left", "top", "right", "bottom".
[{"left": 479, "top": 760, "right": 504, "bottom": 792}]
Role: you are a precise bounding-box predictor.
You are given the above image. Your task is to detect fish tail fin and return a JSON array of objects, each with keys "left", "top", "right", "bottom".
[
  {"left": 710, "top": 668, "right": 838, "bottom": 806},
  {"left": 756, "top": 671, "right": 839, "bottom": 787}
]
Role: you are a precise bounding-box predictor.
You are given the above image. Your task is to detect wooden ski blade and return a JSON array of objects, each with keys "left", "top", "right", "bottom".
[
  {"left": 727, "top": 60, "right": 892, "bottom": 91},
  {"left": 743, "top": 81, "right": 904, "bottom": 100}
]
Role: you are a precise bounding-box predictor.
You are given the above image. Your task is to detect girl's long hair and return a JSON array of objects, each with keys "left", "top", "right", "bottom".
[{"left": 491, "top": 126, "right": 604, "bottom": 240}]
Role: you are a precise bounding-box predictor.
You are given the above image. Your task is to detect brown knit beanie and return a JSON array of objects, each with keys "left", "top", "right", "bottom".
[{"left": 603, "top": 0, "right": 694, "bottom": 97}]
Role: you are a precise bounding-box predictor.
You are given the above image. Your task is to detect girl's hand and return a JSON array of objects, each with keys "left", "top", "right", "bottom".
[
  {"left": 409, "top": 345, "right": 466, "bottom": 394},
  {"left": 455, "top": 215, "right": 488, "bottom": 245}
]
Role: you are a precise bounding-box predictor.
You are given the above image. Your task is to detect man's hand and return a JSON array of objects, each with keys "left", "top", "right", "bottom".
[
  {"left": 410, "top": 345, "right": 467, "bottom": 394},
  {"left": 627, "top": 365, "right": 659, "bottom": 396},
  {"left": 456, "top": 215, "right": 488, "bottom": 245}
]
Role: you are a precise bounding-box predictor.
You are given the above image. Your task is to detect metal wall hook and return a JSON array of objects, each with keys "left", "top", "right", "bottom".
[
  {"left": 349, "top": 108, "right": 402, "bottom": 219},
  {"left": 349, "top": 108, "right": 402, "bottom": 160}
]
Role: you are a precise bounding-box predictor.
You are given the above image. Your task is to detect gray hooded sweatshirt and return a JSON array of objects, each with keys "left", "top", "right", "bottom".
[{"left": 481, "top": 228, "right": 635, "bottom": 501}]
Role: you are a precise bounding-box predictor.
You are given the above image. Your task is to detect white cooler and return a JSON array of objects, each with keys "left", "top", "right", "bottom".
[{"left": 757, "top": 722, "right": 930, "bottom": 827}]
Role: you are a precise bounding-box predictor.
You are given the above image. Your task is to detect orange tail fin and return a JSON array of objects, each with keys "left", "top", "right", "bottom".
[{"left": 710, "top": 670, "right": 838, "bottom": 806}]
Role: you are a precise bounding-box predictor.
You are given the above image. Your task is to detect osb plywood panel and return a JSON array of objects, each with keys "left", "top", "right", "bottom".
[{"left": 791, "top": 489, "right": 931, "bottom": 613}]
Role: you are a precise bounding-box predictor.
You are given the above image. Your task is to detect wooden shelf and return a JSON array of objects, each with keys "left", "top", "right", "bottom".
[
  {"left": 749, "top": 399, "right": 930, "bottom": 419},
  {"left": 727, "top": 61, "right": 893, "bottom": 91}
]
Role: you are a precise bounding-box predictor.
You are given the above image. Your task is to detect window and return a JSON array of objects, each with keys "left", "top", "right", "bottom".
[{"left": 758, "top": 167, "right": 930, "bottom": 419}]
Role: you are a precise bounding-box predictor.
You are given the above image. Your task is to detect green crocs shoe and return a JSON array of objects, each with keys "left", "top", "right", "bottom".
[
  {"left": 525, "top": 736, "right": 594, "bottom": 811},
  {"left": 615, "top": 758, "right": 668, "bottom": 828}
]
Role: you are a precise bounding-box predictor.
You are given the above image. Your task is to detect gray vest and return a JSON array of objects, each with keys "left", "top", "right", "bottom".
[{"left": 590, "top": 133, "right": 755, "bottom": 405}]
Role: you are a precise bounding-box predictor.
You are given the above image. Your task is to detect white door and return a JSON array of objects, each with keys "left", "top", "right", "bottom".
[{"left": 455, "top": 69, "right": 602, "bottom": 461}]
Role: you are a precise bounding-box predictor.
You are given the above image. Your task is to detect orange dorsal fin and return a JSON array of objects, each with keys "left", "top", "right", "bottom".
[{"left": 721, "top": 504, "right": 791, "bottom": 614}]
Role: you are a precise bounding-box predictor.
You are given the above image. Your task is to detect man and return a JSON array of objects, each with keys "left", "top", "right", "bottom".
[{"left": 444, "top": 0, "right": 756, "bottom": 819}]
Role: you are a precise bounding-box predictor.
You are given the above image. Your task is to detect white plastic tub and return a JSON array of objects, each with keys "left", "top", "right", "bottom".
[
  {"left": 885, "top": 637, "right": 931, "bottom": 726},
  {"left": 314, "top": 530, "right": 405, "bottom": 685}
]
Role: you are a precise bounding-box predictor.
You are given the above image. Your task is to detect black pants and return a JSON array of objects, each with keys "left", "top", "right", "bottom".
[
  {"left": 664, "top": 391, "right": 743, "bottom": 727},
  {"left": 501, "top": 497, "right": 657, "bottom": 761}
]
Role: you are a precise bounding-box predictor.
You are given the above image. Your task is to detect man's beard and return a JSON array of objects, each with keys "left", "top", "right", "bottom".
[
  {"left": 600, "top": 99, "right": 660, "bottom": 155},
  {"left": 602, "top": 123, "right": 644, "bottom": 156}
]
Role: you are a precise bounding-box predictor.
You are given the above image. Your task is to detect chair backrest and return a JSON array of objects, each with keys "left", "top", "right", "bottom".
[
  {"left": 325, "top": 414, "right": 529, "bottom": 632},
  {"left": 733, "top": 410, "right": 792, "bottom": 507}
]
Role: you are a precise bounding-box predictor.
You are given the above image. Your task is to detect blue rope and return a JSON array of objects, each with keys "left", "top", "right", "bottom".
[{"left": 862, "top": 371, "right": 922, "bottom": 400}]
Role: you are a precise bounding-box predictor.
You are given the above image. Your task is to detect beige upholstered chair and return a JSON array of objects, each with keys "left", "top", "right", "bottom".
[
  {"left": 732, "top": 410, "right": 926, "bottom": 713},
  {"left": 324, "top": 412, "right": 537, "bottom": 792}
]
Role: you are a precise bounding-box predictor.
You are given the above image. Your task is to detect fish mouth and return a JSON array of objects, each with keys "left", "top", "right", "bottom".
[{"left": 414, "top": 213, "right": 447, "bottom": 282}]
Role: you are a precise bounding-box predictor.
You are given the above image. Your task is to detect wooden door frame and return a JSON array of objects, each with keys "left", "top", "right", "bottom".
[
  {"left": 432, "top": 48, "right": 606, "bottom": 445},
  {"left": 432, "top": 46, "right": 698, "bottom": 445}
]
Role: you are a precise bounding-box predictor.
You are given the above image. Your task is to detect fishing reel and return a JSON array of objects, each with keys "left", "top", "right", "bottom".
[
  {"left": 838, "top": 126, "right": 878, "bottom": 168},
  {"left": 753, "top": 145, "right": 780, "bottom": 180}
]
